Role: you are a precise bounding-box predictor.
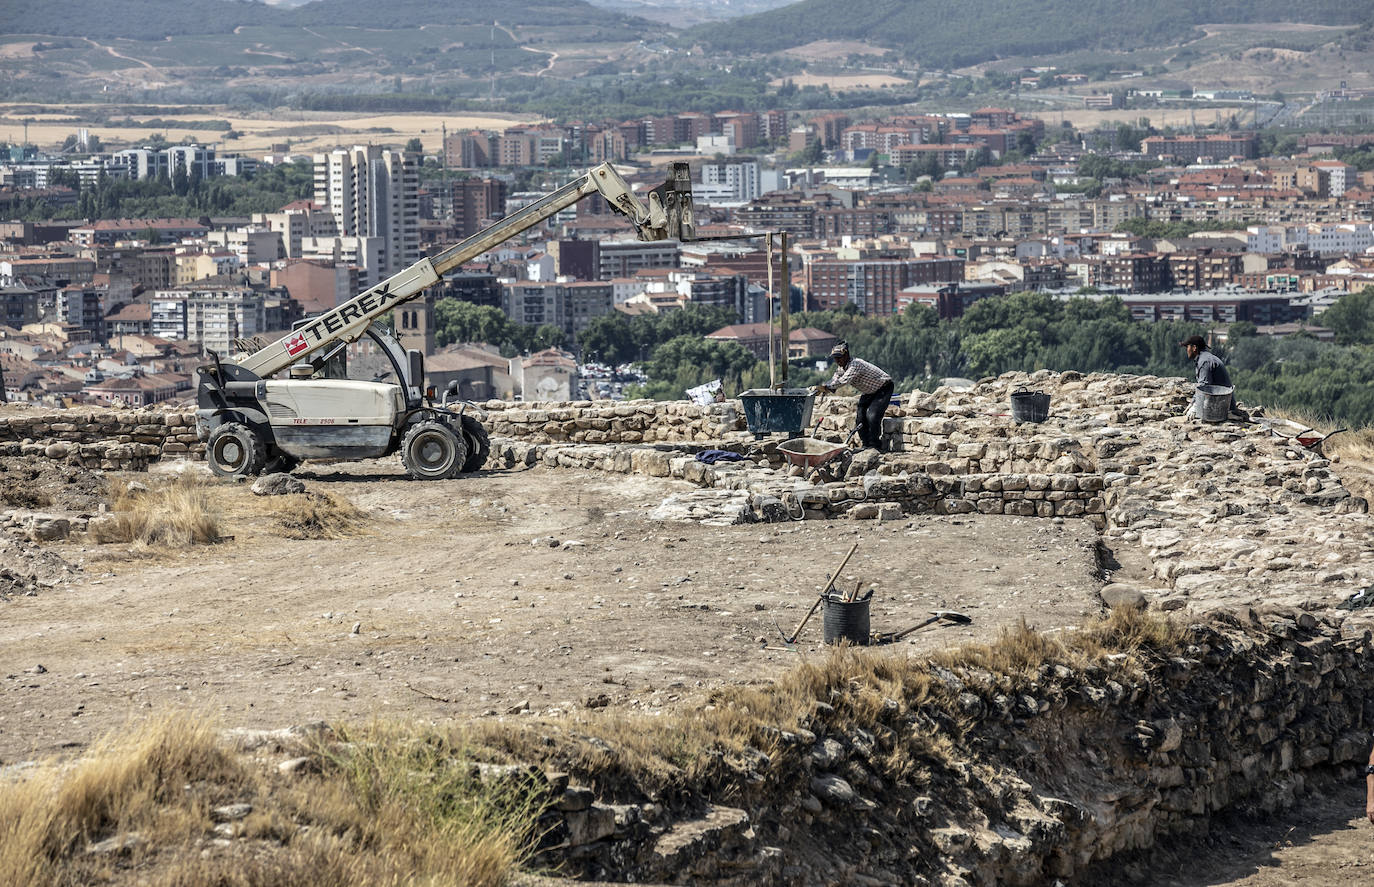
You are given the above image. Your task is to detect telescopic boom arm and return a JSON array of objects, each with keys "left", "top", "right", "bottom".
[{"left": 233, "top": 162, "right": 695, "bottom": 380}]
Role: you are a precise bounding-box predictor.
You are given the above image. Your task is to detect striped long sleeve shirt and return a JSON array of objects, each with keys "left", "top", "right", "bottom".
[{"left": 826, "top": 358, "right": 891, "bottom": 395}]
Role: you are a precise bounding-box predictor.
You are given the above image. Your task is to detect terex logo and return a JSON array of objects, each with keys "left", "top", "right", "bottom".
[
  {"left": 284, "top": 333, "right": 309, "bottom": 357},
  {"left": 298, "top": 281, "right": 398, "bottom": 349}
]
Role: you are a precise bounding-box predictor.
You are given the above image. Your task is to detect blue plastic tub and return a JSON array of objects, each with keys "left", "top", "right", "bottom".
[{"left": 738, "top": 388, "right": 815, "bottom": 439}]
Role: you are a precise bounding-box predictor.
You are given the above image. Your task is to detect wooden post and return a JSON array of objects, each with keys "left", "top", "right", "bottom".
[
  {"left": 779, "top": 231, "right": 789, "bottom": 388},
  {"left": 766, "top": 232, "right": 776, "bottom": 388}
]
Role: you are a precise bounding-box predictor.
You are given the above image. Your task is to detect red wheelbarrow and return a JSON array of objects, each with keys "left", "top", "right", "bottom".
[
  {"left": 778, "top": 429, "right": 859, "bottom": 481},
  {"left": 1259, "top": 418, "right": 1347, "bottom": 455}
]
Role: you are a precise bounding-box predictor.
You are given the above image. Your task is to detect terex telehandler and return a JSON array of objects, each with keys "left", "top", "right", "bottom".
[{"left": 195, "top": 162, "right": 695, "bottom": 480}]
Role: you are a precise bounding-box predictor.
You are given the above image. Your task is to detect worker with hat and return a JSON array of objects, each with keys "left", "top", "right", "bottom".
[
  {"left": 815, "top": 341, "right": 893, "bottom": 451},
  {"left": 1181, "top": 334, "right": 1243, "bottom": 418}
]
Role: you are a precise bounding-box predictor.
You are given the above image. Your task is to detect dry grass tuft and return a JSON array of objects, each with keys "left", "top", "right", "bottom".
[
  {"left": 266, "top": 492, "right": 366, "bottom": 540},
  {"left": 97, "top": 476, "right": 222, "bottom": 546},
  {"left": 0, "top": 715, "right": 244, "bottom": 886},
  {"left": 0, "top": 716, "right": 548, "bottom": 887},
  {"left": 292, "top": 722, "right": 550, "bottom": 886}
]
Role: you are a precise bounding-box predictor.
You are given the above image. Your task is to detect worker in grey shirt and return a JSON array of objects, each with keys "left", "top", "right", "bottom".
[
  {"left": 1181, "top": 335, "right": 1232, "bottom": 388},
  {"left": 1181, "top": 334, "right": 1244, "bottom": 418},
  {"left": 815, "top": 341, "right": 893, "bottom": 451}
]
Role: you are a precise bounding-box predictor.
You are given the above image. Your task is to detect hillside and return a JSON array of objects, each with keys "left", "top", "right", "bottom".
[
  {"left": 688, "top": 0, "right": 1372, "bottom": 68},
  {"left": 0, "top": 0, "right": 645, "bottom": 40}
]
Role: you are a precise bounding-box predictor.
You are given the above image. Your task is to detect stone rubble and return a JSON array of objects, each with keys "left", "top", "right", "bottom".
[{"left": 3, "top": 370, "right": 1371, "bottom": 620}]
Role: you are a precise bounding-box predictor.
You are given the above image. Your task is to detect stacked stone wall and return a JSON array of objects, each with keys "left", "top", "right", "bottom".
[
  {"left": 477, "top": 612, "right": 1374, "bottom": 886},
  {"left": 0, "top": 409, "right": 201, "bottom": 470}
]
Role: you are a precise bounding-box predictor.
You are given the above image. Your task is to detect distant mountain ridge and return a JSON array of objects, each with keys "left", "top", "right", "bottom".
[
  {"left": 688, "top": 0, "right": 1373, "bottom": 67},
  {"left": 2, "top": 0, "right": 643, "bottom": 39}
]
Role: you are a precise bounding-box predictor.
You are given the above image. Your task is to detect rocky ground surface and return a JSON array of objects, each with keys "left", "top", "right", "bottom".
[
  {"left": 0, "top": 459, "right": 1105, "bottom": 765},
  {"left": 3, "top": 371, "right": 1374, "bottom": 883}
]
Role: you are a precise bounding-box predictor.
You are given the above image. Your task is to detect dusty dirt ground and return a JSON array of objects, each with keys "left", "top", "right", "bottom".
[
  {"left": 0, "top": 457, "right": 1104, "bottom": 765},
  {"left": 4, "top": 454, "right": 1373, "bottom": 883},
  {"left": 1120, "top": 784, "right": 1374, "bottom": 886}
]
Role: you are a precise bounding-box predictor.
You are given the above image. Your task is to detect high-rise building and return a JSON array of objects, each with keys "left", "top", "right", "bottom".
[{"left": 313, "top": 146, "right": 419, "bottom": 279}]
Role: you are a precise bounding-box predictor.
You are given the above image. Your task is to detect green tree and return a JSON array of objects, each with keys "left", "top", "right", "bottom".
[
  {"left": 405, "top": 137, "right": 423, "bottom": 154},
  {"left": 1319, "top": 287, "right": 1374, "bottom": 345},
  {"left": 579, "top": 313, "right": 638, "bottom": 365},
  {"left": 433, "top": 300, "right": 516, "bottom": 348}
]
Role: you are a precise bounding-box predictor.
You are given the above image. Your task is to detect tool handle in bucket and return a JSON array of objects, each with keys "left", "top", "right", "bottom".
[{"left": 780, "top": 541, "right": 859, "bottom": 644}]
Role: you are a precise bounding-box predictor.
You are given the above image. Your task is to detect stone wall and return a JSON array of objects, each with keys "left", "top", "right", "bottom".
[
  {"left": 3, "top": 368, "right": 1372, "bottom": 614},
  {"left": 521, "top": 611, "right": 1374, "bottom": 886},
  {"left": 0, "top": 408, "right": 200, "bottom": 470}
]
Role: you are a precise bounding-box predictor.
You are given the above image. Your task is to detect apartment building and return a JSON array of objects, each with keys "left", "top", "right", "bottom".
[
  {"left": 252, "top": 202, "right": 337, "bottom": 258},
  {"left": 312, "top": 145, "right": 419, "bottom": 279},
  {"left": 805, "top": 255, "right": 964, "bottom": 314},
  {"left": 150, "top": 286, "right": 269, "bottom": 354},
  {"left": 1140, "top": 133, "right": 1258, "bottom": 163},
  {"left": 1121, "top": 290, "right": 1307, "bottom": 324},
  {"left": 597, "top": 240, "right": 681, "bottom": 280}
]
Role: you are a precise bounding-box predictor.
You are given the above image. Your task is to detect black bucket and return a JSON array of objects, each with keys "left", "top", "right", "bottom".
[
  {"left": 738, "top": 389, "right": 815, "bottom": 439},
  {"left": 822, "top": 592, "right": 871, "bottom": 645},
  {"left": 1010, "top": 389, "right": 1050, "bottom": 424}
]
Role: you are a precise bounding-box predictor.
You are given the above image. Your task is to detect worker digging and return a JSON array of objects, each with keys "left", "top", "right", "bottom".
[{"left": 815, "top": 342, "right": 894, "bottom": 452}]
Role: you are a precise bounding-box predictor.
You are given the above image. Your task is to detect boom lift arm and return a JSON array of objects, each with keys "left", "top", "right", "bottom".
[{"left": 232, "top": 161, "right": 695, "bottom": 380}]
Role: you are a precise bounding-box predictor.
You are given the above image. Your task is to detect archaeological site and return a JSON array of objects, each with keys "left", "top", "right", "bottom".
[{"left": 2, "top": 369, "right": 1372, "bottom": 886}]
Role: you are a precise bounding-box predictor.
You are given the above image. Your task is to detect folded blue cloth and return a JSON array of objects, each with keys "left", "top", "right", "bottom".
[{"left": 696, "top": 449, "right": 744, "bottom": 464}]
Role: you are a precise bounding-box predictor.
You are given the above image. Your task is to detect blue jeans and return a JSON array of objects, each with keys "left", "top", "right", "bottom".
[{"left": 855, "top": 380, "right": 894, "bottom": 450}]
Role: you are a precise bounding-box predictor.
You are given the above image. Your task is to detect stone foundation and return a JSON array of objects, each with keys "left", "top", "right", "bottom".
[
  {"left": 3, "top": 368, "right": 1372, "bottom": 614},
  {"left": 500, "top": 611, "right": 1374, "bottom": 886}
]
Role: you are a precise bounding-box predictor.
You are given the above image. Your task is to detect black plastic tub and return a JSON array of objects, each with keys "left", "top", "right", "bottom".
[
  {"left": 1010, "top": 389, "right": 1050, "bottom": 424},
  {"left": 822, "top": 592, "right": 871, "bottom": 645},
  {"left": 738, "top": 388, "right": 815, "bottom": 439}
]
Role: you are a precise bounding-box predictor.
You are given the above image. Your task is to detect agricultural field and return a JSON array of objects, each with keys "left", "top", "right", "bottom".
[{"left": 0, "top": 104, "right": 539, "bottom": 155}]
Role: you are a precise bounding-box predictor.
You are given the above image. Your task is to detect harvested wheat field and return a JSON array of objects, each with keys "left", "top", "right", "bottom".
[{"left": 0, "top": 105, "right": 539, "bottom": 154}]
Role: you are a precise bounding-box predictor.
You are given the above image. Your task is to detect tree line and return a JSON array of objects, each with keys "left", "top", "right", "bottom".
[
  {"left": 573, "top": 292, "right": 1374, "bottom": 428},
  {"left": 12, "top": 160, "right": 314, "bottom": 222}
]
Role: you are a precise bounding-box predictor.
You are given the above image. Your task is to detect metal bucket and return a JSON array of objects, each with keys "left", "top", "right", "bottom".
[
  {"left": 1010, "top": 389, "right": 1050, "bottom": 424},
  {"left": 1193, "top": 384, "right": 1234, "bottom": 423},
  {"left": 738, "top": 389, "right": 815, "bottom": 438},
  {"left": 822, "top": 593, "right": 871, "bottom": 645}
]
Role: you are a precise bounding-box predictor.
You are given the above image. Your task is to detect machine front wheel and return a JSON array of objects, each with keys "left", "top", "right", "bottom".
[
  {"left": 401, "top": 421, "right": 468, "bottom": 480},
  {"left": 207, "top": 422, "right": 267, "bottom": 479}
]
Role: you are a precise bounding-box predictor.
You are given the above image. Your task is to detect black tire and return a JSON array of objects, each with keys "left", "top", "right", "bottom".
[
  {"left": 207, "top": 422, "right": 266, "bottom": 479},
  {"left": 262, "top": 451, "right": 301, "bottom": 475},
  {"left": 459, "top": 413, "right": 490, "bottom": 473},
  {"left": 401, "top": 420, "right": 468, "bottom": 480}
]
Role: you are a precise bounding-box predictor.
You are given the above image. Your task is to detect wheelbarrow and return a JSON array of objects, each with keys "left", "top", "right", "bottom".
[
  {"left": 1258, "top": 418, "right": 1347, "bottom": 455},
  {"left": 777, "top": 429, "right": 860, "bottom": 482}
]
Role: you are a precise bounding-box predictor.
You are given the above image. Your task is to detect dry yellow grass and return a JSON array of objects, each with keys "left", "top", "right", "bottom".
[
  {"left": 0, "top": 715, "right": 244, "bottom": 886},
  {"left": 471, "top": 608, "right": 1188, "bottom": 796},
  {"left": 769, "top": 72, "right": 913, "bottom": 92},
  {"left": 95, "top": 475, "right": 223, "bottom": 546},
  {"left": 0, "top": 715, "right": 549, "bottom": 887},
  {"left": 0, "top": 610, "right": 1194, "bottom": 885},
  {"left": 262, "top": 491, "right": 367, "bottom": 540}
]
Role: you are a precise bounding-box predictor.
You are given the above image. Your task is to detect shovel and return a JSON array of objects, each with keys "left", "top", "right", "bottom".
[
  {"left": 876, "top": 609, "right": 972, "bottom": 643},
  {"left": 774, "top": 541, "right": 859, "bottom": 645}
]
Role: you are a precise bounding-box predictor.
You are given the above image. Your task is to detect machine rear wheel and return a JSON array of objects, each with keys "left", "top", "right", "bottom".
[
  {"left": 207, "top": 422, "right": 266, "bottom": 479},
  {"left": 459, "top": 414, "right": 490, "bottom": 473},
  {"left": 401, "top": 421, "right": 468, "bottom": 480}
]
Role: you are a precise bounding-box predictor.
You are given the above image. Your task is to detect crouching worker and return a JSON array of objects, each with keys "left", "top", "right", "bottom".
[
  {"left": 814, "top": 342, "right": 893, "bottom": 452},
  {"left": 1181, "top": 335, "right": 1248, "bottom": 421}
]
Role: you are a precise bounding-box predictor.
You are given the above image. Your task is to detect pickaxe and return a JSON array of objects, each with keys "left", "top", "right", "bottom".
[
  {"left": 875, "top": 610, "right": 972, "bottom": 644},
  {"left": 773, "top": 542, "right": 858, "bottom": 645}
]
